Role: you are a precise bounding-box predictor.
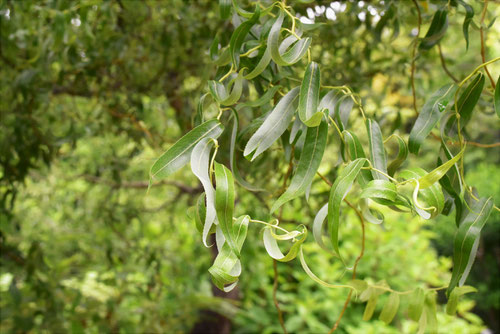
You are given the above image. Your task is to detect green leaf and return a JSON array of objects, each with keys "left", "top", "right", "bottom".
[
  {"left": 423, "top": 291, "right": 438, "bottom": 334},
  {"left": 312, "top": 203, "right": 332, "bottom": 253},
  {"left": 328, "top": 158, "right": 367, "bottom": 266},
  {"left": 448, "top": 197, "right": 493, "bottom": 296},
  {"left": 268, "top": 11, "right": 312, "bottom": 66},
  {"left": 494, "top": 75, "right": 500, "bottom": 118},
  {"left": 244, "top": 87, "right": 299, "bottom": 160},
  {"left": 298, "top": 62, "right": 323, "bottom": 127},
  {"left": 360, "top": 179, "right": 397, "bottom": 203},
  {"left": 379, "top": 292, "right": 400, "bottom": 324},
  {"left": 409, "top": 84, "right": 456, "bottom": 154},
  {"left": 208, "top": 71, "right": 244, "bottom": 106},
  {"left": 408, "top": 287, "right": 425, "bottom": 321},
  {"left": 363, "top": 292, "right": 379, "bottom": 321},
  {"left": 236, "top": 85, "right": 280, "bottom": 110},
  {"left": 214, "top": 162, "right": 238, "bottom": 257},
  {"left": 150, "top": 120, "right": 224, "bottom": 182},
  {"left": 457, "top": 0, "right": 474, "bottom": 50},
  {"left": 446, "top": 285, "right": 477, "bottom": 315},
  {"left": 194, "top": 194, "right": 206, "bottom": 234},
  {"left": 228, "top": 110, "right": 265, "bottom": 192},
  {"left": 419, "top": 8, "right": 448, "bottom": 50},
  {"left": 366, "top": 119, "right": 388, "bottom": 180},
  {"left": 456, "top": 73, "right": 484, "bottom": 128},
  {"left": 244, "top": 46, "right": 272, "bottom": 79},
  {"left": 387, "top": 135, "right": 408, "bottom": 176},
  {"left": 229, "top": 6, "right": 260, "bottom": 68},
  {"left": 343, "top": 130, "right": 373, "bottom": 186},
  {"left": 208, "top": 215, "right": 250, "bottom": 291},
  {"left": 418, "top": 146, "right": 464, "bottom": 189},
  {"left": 219, "top": 0, "right": 231, "bottom": 19},
  {"left": 271, "top": 122, "right": 328, "bottom": 212},
  {"left": 263, "top": 225, "right": 307, "bottom": 262},
  {"left": 191, "top": 138, "right": 218, "bottom": 246}
]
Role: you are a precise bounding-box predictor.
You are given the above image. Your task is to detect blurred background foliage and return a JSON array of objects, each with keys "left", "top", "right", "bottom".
[{"left": 0, "top": 0, "right": 499, "bottom": 333}]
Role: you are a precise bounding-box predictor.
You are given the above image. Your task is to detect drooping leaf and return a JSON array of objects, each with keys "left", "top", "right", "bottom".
[
  {"left": 423, "top": 291, "right": 438, "bottom": 334},
  {"left": 343, "top": 130, "right": 373, "bottom": 186},
  {"left": 419, "top": 8, "right": 448, "bottom": 50},
  {"left": 446, "top": 285, "right": 477, "bottom": 315},
  {"left": 208, "top": 215, "right": 250, "bottom": 291},
  {"left": 313, "top": 203, "right": 334, "bottom": 253},
  {"left": 418, "top": 146, "right": 465, "bottom": 189},
  {"left": 271, "top": 122, "right": 328, "bottom": 212},
  {"left": 208, "top": 71, "right": 244, "bottom": 106},
  {"left": 362, "top": 289, "right": 379, "bottom": 321},
  {"left": 229, "top": 6, "right": 260, "bottom": 67},
  {"left": 457, "top": 0, "right": 474, "bottom": 50},
  {"left": 214, "top": 162, "right": 238, "bottom": 257},
  {"left": 191, "top": 138, "right": 218, "bottom": 247},
  {"left": 387, "top": 135, "right": 408, "bottom": 176},
  {"left": 244, "top": 87, "right": 299, "bottom": 160},
  {"left": 409, "top": 84, "right": 457, "bottom": 154},
  {"left": 328, "top": 158, "right": 367, "bottom": 266},
  {"left": 150, "top": 120, "right": 224, "bottom": 182},
  {"left": 360, "top": 179, "right": 397, "bottom": 204},
  {"left": 366, "top": 119, "right": 388, "bottom": 180},
  {"left": 263, "top": 225, "right": 307, "bottom": 262},
  {"left": 379, "top": 292, "right": 400, "bottom": 324},
  {"left": 236, "top": 85, "right": 280, "bottom": 110},
  {"left": 244, "top": 46, "right": 272, "bottom": 79},
  {"left": 298, "top": 62, "right": 323, "bottom": 127},
  {"left": 268, "top": 11, "right": 312, "bottom": 66},
  {"left": 219, "top": 0, "right": 231, "bottom": 19},
  {"left": 408, "top": 287, "right": 426, "bottom": 321},
  {"left": 448, "top": 197, "right": 493, "bottom": 295}
]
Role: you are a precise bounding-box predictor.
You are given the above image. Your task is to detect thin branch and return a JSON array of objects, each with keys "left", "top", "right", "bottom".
[
  {"left": 437, "top": 44, "right": 458, "bottom": 82},
  {"left": 273, "top": 259, "right": 288, "bottom": 334},
  {"left": 480, "top": 0, "right": 496, "bottom": 89},
  {"left": 410, "top": 0, "right": 422, "bottom": 116}
]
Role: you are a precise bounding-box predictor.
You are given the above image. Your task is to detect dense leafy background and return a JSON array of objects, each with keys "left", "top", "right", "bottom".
[{"left": 1, "top": 0, "right": 499, "bottom": 333}]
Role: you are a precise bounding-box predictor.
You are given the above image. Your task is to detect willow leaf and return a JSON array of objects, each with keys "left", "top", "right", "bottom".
[
  {"left": 191, "top": 138, "right": 218, "bottom": 247},
  {"left": 409, "top": 84, "right": 456, "bottom": 154},
  {"left": 208, "top": 71, "right": 244, "bottom": 106},
  {"left": 219, "top": 0, "right": 231, "bottom": 19},
  {"left": 229, "top": 6, "right": 260, "bottom": 67},
  {"left": 150, "top": 120, "right": 224, "bottom": 182},
  {"left": 360, "top": 179, "right": 397, "bottom": 203},
  {"left": 214, "top": 162, "right": 238, "bottom": 257},
  {"left": 343, "top": 130, "right": 373, "bottom": 186},
  {"left": 456, "top": 73, "right": 484, "bottom": 128},
  {"left": 387, "top": 135, "right": 408, "bottom": 176},
  {"left": 244, "top": 46, "right": 272, "bottom": 79},
  {"left": 409, "top": 287, "right": 425, "bottom": 321},
  {"left": 208, "top": 215, "right": 250, "bottom": 292},
  {"left": 328, "top": 158, "right": 367, "bottom": 266},
  {"left": 457, "top": 0, "right": 474, "bottom": 50},
  {"left": 363, "top": 292, "right": 379, "bottom": 321},
  {"left": 495, "top": 75, "right": 500, "bottom": 118},
  {"left": 298, "top": 62, "right": 323, "bottom": 127},
  {"left": 448, "top": 197, "right": 493, "bottom": 296},
  {"left": 446, "top": 285, "right": 476, "bottom": 315},
  {"left": 271, "top": 122, "right": 328, "bottom": 213},
  {"left": 424, "top": 291, "right": 438, "bottom": 334},
  {"left": 268, "top": 11, "right": 311, "bottom": 66},
  {"left": 312, "top": 203, "right": 333, "bottom": 253},
  {"left": 379, "top": 292, "right": 400, "bottom": 324},
  {"left": 418, "top": 146, "right": 464, "bottom": 189},
  {"left": 236, "top": 85, "right": 280, "bottom": 110},
  {"left": 366, "top": 119, "right": 388, "bottom": 180},
  {"left": 419, "top": 8, "right": 448, "bottom": 50},
  {"left": 263, "top": 226, "right": 307, "bottom": 262},
  {"left": 244, "top": 87, "right": 299, "bottom": 160}
]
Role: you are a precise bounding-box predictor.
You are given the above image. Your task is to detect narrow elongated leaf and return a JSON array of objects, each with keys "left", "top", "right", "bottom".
[
  {"left": 409, "top": 84, "right": 456, "bottom": 154},
  {"left": 334, "top": 95, "right": 354, "bottom": 131},
  {"left": 263, "top": 226, "right": 307, "bottom": 262},
  {"left": 208, "top": 71, "right": 244, "bottom": 106},
  {"left": 312, "top": 203, "right": 333, "bottom": 253},
  {"left": 363, "top": 292, "right": 379, "bottom": 321},
  {"left": 268, "top": 11, "right": 311, "bottom": 66},
  {"left": 229, "top": 6, "right": 260, "bottom": 67},
  {"left": 228, "top": 110, "right": 264, "bottom": 192},
  {"left": 271, "top": 122, "right": 328, "bottom": 212},
  {"left": 379, "top": 292, "right": 400, "bottom": 324},
  {"left": 191, "top": 138, "right": 218, "bottom": 247},
  {"left": 456, "top": 73, "right": 484, "bottom": 128},
  {"left": 318, "top": 90, "right": 340, "bottom": 117},
  {"left": 209, "top": 215, "right": 250, "bottom": 291},
  {"left": 298, "top": 62, "right": 323, "bottom": 127},
  {"left": 457, "top": 0, "right": 474, "bottom": 49},
  {"left": 244, "top": 46, "right": 272, "bottom": 79},
  {"left": 343, "top": 130, "right": 373, "bottom": 186},
  {"left": 418, "top": 146, "right": 464, "bottom": 189},
  {"left": 360, "top": 180, "right": 397, "bottom": 203},
  {"left": 236, "top": 85, "right": 280, "bottom": 110},
  {"left": 366, "top": 119, "right": 388, "bottom": 180},
  {"left": 446, "top": 285, "right": 477, "bottom": 315},
  {"left": 494, "top": 75, "right": 500, "bottom": 118},
  {"left": 328, "top": 158, "right": 367, "bottom": 266},
  {"left": 194, "top": 194, "right": 206, "bottom": 234},
  {"left": 424, "top": 292, "right": 438, "bottom": 334},
  {"left": 150, "top": 120, "right": 224, "bottom": 182},
  {"left": 387, "top": 135, "right": 408, "bottom": 176},
  {"left": 219, "top": 0, "right": 231, "bottom": 19},
  {"left": 409, "top": 287, "right": 425, "bottom": 321},
  {"left": 214, "top": 162, "right": 238, "bottom": 257},
  {"left": 448, "top": 197, "right": 493, "bottom": 295},
  {"left": 419, "top": 8, "right": 448, "bottom": 50},
  {"left": 244, "top": 87, "right": 299, "bottom": 160}
]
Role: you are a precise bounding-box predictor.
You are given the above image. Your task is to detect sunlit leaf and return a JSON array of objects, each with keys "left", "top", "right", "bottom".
[
  {"left": 298, "top": 62, "right": 323, "bottom": 127},
  {"left": 418, "top": 146, "right": 464, "bottom": 189},
  {"left": 419, "top": 8, "right": 448, "bottom": 50},
  {"left": 366, "top": 119, "right": 388, "bottom": 180},
  {"left": 446, "top": 285, "right": 477, "bottom": 315},
  {"left": 408, "top": 287, "right": 425, "bottom": 321},
  {"left": 263, "top": 225, "right": 307, "bottom": 262},
  {"left": 379, "top": 292, "right": 400, "bottom": 324},
  {"left": 214, "top": 162, "right": 238, "bottom": 257}
]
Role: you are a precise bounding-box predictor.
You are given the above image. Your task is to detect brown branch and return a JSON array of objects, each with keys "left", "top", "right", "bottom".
[
  {"left": 480, "top": 0, "right": 496, "bottom": 89},
  {"left": 410, "top": 0, "right": 422, "bottom": 116},
  {"left": 273, "top": 259, "right": 288, "bottom": 334},
  {"left": 437, "top": 44, "right": 458, "bottom": 82}
]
